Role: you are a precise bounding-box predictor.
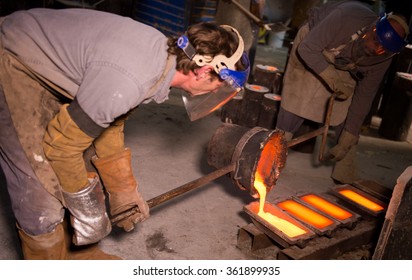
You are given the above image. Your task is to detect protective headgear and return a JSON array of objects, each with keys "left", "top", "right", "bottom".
[
  {"left": 376, "top": 14, "right": 408, "bottom": 53},
  {"left": 350, "top": 14, "right": 408, "bottom": 66},
  {"left": 177, "top": 25, "right": 250, "bottom": 121}
]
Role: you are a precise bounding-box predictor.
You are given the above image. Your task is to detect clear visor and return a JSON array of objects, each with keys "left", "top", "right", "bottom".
[
  {"left": 351, "top": 21, "right": 398, "bottom": 66},
  {"left": 182, "top": 81, "right": 241, "bottom": 121}
]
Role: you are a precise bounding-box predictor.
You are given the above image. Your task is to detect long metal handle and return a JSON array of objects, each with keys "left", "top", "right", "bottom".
[
  {"left": 286, "top": 94, "right": 337, "bottom": 160},
  {"left": 231, "top": 0, "right": 265, "bottom": 27},
  {"left": 318, "top": 94, "right": 337, "bottom": 161},
  {"left": 111, "top": 163, "right": 236, "bottom": 225}
]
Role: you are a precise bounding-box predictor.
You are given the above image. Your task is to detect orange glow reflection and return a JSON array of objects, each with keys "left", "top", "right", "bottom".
[
  {"left": 266, "top": 66, "right": 278, "bottom": 72},
  {"left": 250, "top": 85, "right": 265, "bottom": 91},
  {"left": 254, "top": 176, "right": 307, "bottom": 238},
  {"left": 338, "top": 189, "right": 384, "bottom": 212},
  {"left": 257, "top": 65, "right": 278, "bottom": 72},
  {"left": 277, "top": 200, "right": 334, "bottom": 229},
  {"left": 301, "top": 194, "right": 352, "bottom": 221}
]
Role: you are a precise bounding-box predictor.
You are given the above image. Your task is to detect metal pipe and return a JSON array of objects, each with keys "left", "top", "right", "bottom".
[
  {"left": 285, "top": 94, "right": 336, "bottom": 160},
  {"left": 230, "top": 0, "right": 272, "bottom": 30},
  {"left": 319, "top": 94, "right": 337, "bottom": 161},
  {"left": 286, "top": 127, "right": 326, "bottom": 148},
  {"left": 111, "top": 163, "right": 236, "bottom": 225}
]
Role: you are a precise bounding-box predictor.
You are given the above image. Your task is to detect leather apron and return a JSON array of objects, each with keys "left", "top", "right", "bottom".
[{"left": 280, "top": 23, "right": 356, "bottom": 126}]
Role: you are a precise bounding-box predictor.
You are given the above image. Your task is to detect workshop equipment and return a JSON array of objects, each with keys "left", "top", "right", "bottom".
[
  {"left": 253, "top": 64, "right": 283, "bottom": 94},
  {"left": 238, "top": 84, "right": 269, "bottom": 127},
  {"left": 258, "top": 93, "right": 281, "bottom": 129},
  {"left": 112, "top": 94, "right": 337, "bottom": 226},
  {"left": 228, "top": 0, "right": 291, "bottom": 32},
  {"left": 207, "top": 124, "right": 287, "bottom": 197}
]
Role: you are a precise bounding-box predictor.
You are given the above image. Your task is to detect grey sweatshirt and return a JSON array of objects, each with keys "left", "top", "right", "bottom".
[{"left": 1, "top": 8, "right": 176, "bottom": 137}]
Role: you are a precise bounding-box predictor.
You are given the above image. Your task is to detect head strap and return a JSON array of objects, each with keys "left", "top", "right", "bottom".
[
  {"left": 192, "top": 25, "right": 245, "bottom": 74},
  {"left": 177, "top": 25, "right": 245, "bottom": 75}
]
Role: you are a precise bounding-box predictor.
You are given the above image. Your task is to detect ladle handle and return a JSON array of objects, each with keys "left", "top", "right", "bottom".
[{"left": 110, "top": 163, "right": 236, "bottom": 225}]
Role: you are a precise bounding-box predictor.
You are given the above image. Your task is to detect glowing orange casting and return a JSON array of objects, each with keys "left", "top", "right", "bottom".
[
  {"left": 277, "top": 200, "right": 335, "bottom": 229},
  {"left": 338, "top": 189, "right": 384, "bottom": 212},
  {"left": 254, "top": 175, "right": 307, "bottom": 238},
  {"left": 301, "top": 194, "right": 353, "bottom": 221}
]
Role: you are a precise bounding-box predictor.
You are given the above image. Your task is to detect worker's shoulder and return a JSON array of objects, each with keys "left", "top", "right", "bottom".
[{"left": 335, "top": 0, "right": 376, "bottom": 16}]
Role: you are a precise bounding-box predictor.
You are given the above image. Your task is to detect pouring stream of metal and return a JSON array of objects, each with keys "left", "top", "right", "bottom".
[{"left": 111, "top": 95, "right": 336, "bottom": 225}]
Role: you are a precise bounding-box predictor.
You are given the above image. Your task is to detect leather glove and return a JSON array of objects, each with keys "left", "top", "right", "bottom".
[
  {"left": 325, "top": 130, "right": 359, "bottom": 162},
  {"left": 319, "top": 65, "right": 354, "bottom": 101},
  {"left": 92, "top": 148, "right": 150, "bottom": 232}
]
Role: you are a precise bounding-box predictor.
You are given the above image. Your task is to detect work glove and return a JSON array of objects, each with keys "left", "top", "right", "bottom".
[
  {"left": 92, "top": 148, "right": 150, "bottom": 232},
  {"left": 319, "top": 65, "right": 354, "bottom": 101},
  {"left": 62, "top": 172, "right": 112, "bottom": 246},
  {"left": 325, "top": 130, "right": 359, "bottom": 162}
]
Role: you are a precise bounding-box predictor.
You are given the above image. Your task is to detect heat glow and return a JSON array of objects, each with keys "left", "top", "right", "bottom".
[{"left": 254, "top": 176, "right": 307, "bottom": 238}]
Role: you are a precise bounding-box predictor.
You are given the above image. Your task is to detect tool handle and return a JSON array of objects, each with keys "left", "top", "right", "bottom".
[
  {"left": 230, "top": 0, "right": 267, "bottom": 29},
  {"left": 110, "top": 163, "right": 236, "bottom": 225}
]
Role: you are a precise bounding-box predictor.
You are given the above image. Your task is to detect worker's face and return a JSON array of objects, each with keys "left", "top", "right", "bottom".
[
  {"left": 351, "top": 24, "right": 395, "bottom": 66},
  {"left": 183, "top": 68, "right": 225, "bottom": 96},
  {"left": 360, "top": 28, "right": 386, "bottom": 56}
]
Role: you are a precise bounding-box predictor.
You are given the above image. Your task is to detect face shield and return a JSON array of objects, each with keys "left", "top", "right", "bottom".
[
  {"left": 177, "top": 25, "right": 250, "bottom": 121},
  {"left": 351, "top": 14, "right": 407, "bottom": 66}
]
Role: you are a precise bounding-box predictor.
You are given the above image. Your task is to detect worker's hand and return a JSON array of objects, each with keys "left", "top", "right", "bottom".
[
  {"left": 319, "top": 65, "right": 354, "bottom": 101},
  {"left": 62, "top": 172, "right": 112, "bottom": 245},
  {"left": 111, "top": 189, "right": 150, "bottom": 232},
  {"left": 325, "top": 130, "right": 358, "bottom": 162},
  {"left": 92, "top": 149, "right": 150, "bottom": 232}
]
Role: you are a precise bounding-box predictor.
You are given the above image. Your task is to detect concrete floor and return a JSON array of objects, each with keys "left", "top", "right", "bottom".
[{"left": 1, "top": 44, "right": 412, "bottom": 260}]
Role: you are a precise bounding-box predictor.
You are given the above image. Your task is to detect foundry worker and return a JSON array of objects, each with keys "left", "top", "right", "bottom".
[
  {"left": 0, "top": 8, "right": 250, "bottom": 259},
  {"left": 275, "top": 0, "right": 409, "bottom": 183}
]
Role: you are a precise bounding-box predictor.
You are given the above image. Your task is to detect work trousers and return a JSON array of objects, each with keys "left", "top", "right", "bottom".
[{"left": 0, "top": 50, "right": 65, "bottom": 236}]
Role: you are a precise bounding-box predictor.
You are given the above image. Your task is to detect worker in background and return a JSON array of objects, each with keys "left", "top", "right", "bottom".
[
  {"left": 0, "top": 8, "right": 250, "bottom": 259},
  {"left": 275, "top": 0, "right": 409, "bottom": 184}
]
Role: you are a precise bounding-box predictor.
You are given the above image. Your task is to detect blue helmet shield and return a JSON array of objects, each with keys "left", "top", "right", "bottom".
[
  {"left": 219, "top": 52, "right": 250, "bottom": 89},
  {"left": 376, "top": 15, "right": 407, "bottom": 53}
]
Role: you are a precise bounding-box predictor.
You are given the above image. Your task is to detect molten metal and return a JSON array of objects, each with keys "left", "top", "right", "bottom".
[
  {"left": 338, "top": 189, "right": 384, "bottom": 212},
  {"left": 254, "top": 178, "right": 307, "bottom": 238},
  {"left": 277, "top": 200, "right": 335, "bottom": 229},
  {"left": 300, "top": 194, "right": 353, "bottom": 221},
  {"left": 254, "top": 130, "right": 287, "bottom": 194}
]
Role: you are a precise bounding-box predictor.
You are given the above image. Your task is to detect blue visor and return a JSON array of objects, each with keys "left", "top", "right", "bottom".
[
  {"left": 218, "top": 52, "right": 250, "bottom": 89},
  {"left": 376, "top": 16, "right": 407, "bottom": 53}
]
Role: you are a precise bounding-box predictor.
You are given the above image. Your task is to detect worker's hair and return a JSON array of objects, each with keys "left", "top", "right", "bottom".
[{"left": 167, "top": 22, "right": 246, "bottom": 76}]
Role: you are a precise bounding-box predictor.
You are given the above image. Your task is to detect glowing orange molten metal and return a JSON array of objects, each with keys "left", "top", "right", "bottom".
[
  {"left": 277, "top": 200, "right": 334, "bottom": 229},
  {"left": 301, "top": 194, "right": 353, "bottom": 221},
  {"left": 254, "top": 176, "right": 307, "bottom": 238},
  {"left": 338, "top": 189, "right": 384, "bottom": 212}
]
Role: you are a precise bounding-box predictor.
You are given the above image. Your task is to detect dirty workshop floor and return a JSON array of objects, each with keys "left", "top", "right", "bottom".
[{"left": 0, "top": 45, "right": 411, "bottom": 260}]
